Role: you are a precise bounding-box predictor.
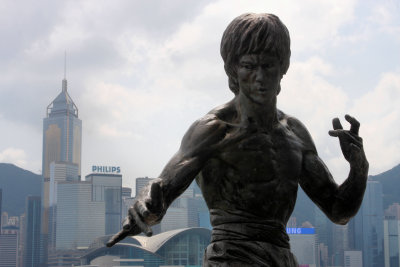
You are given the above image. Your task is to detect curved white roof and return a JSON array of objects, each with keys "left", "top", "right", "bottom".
[
  {"left": 84, "top": 227, "right": 212, "bottom": 260},
  {"left": 123, "top": 227, "right": 211, "bottom": 253}
]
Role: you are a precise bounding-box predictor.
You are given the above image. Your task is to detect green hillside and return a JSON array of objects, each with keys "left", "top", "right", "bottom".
[{"left": 0, "top": 163, "right": 41, "bottom": 216}]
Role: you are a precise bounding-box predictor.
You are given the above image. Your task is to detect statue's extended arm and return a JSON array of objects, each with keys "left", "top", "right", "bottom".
[
  {"left": 107, "top": 115, "right": 227, "bottom": 247},
  {"left": 298, "top": 115, "right": 369, "bottom": 225}
]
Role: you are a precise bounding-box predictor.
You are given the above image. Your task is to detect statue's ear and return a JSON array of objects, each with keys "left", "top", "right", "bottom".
[
  {"left": 225, "top": 64, "right": 239, "bottom": 95},
  {"left": 228, "top": 77, "right": 239, "bottom": 95}
]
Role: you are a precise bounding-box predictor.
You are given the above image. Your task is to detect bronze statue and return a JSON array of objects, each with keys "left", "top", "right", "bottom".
[{"left": 107, "top": 13, "right": 369, "bottom": 266}]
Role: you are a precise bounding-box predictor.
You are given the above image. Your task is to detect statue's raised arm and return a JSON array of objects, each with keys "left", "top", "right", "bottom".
[
  {"left": 107, "top": 113, "right": 228, "bottom": 247},
  {"left": 298, "top": 114, "right": 369, "bottom": 224}
]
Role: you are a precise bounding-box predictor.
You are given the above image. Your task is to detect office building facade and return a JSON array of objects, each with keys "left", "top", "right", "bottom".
[
  {"left": 349, "top": 180, "right": 384, "bottom": 267},
  {"left": 23, "top": 196, "right": 41, "bottom": 267},
  {"left": 0, "top": 226, "right": 19, "bottom": 267},
  {"left": 288, "top": 227, "right": 318, "bottom": 267},
  {"left": 384, "top": 203, "right": 400, "bottom": 267},
  {"left": 48, "top": 161, "right": 79, "bottom": 248},
  {"left": 56, "top": 181, "right": 105, "bottom": 250},
  {"left": 85, "top": 173, "right": 122, "bottom": 235},
  {"left": 344, "top": 250, "right": 363, "bottom": 267},
  {"left": 135, "top": 177, "right": 154, "bottom": 197},
  {"left": 0, "top": 189, "right": 2, "bottom": 231}
]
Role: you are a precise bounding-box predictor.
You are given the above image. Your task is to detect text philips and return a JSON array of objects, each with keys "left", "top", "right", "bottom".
[{"left": 92, "top": 166, "right": 121, "bottom": 174}]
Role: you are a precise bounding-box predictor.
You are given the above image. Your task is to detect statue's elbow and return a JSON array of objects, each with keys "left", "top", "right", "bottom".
[
  {"left": 334, "top": 218, "right": 350, "bottom": 225},
  {"left": 330, "top": 213, "right": 351, "bottom": 225}
]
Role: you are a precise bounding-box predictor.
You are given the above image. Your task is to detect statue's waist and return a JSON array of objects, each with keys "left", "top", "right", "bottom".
[{"left": 209, "top": 209, "right": 290, "bottom": 249}]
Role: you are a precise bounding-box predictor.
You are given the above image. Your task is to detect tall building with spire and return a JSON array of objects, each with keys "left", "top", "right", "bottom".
[{"left": 41, "top": 71, "right": 82, "bottom": 264}]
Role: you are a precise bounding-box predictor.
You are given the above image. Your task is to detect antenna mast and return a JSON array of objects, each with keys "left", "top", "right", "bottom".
[{"left": 62, "top": 51, "right": 67, "bottom": 92}]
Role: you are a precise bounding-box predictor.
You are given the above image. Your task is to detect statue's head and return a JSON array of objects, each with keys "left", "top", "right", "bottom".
[{"left": 221, "top": 13, "right": 291, "bottom": 95}]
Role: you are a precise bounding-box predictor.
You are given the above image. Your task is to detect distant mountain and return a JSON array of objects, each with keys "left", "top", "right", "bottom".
[
  {"left": 291, "top": 186, "right": 317, "bottom": 226},
  {"left": 0, "top": 163, "right": 41, "bottom": 217},
  {"left": 370, "top": 164, "right": 400, "bottom": 209}
]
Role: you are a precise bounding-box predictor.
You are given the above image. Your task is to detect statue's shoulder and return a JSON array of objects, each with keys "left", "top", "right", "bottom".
[
  {"left": 207, "top": 100, "right": 237, "bottom": 122},
  {"left": 180, "top": 102, "right": 234, "bottom": 155},
  {"left": 278, "top": 110, "right": 317, "bottom": 153}
]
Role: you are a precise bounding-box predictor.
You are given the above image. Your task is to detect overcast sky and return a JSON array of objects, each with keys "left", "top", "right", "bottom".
[{"left": 0, "top": 0, "right": 399, "bottom": 192}]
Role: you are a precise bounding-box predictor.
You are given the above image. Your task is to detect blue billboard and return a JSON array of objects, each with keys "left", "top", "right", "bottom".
[{"left": 286, "top": 228, "right": 315, "bottom": 234}]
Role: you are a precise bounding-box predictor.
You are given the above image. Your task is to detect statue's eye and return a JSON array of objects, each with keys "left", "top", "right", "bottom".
[
  {"left": 262, "top": 63, "right": 273, "bottom": 69},
  {"left": 242, "top": 63, "right": 255, "bottom": 70}
]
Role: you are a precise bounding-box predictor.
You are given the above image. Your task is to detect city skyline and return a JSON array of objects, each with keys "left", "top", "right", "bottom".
[{"left": 0, "top": 0, "right": 399, "bottom": 192}]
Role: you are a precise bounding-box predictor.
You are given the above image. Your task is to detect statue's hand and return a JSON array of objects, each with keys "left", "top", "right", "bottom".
[
  {"left": 106, "top": 182, "right": 164, "bottom": 247},
  {"left": 328, "top": 114, "right": 367, "bottom": 168}
]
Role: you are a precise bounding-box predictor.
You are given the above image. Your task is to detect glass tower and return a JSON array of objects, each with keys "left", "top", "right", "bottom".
[
  {"left": 350, "top": 180, "right": 384, "bottom": 267},
  {"left": 41, "top": 77, "right": 82, "bottom": 263},
  {"left": 85, "top": 173, "right": 122, "bottom": 235},
  {"left": 23, "top": 196, "right": 41, "bottom": 267}
]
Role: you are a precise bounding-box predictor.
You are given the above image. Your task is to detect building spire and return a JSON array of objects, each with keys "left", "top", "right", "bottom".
[{"left": 62, "top": 50, "right": 67, "bottom": 92}]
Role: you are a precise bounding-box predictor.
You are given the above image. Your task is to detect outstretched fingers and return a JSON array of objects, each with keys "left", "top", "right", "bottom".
[
  {"left": 132, "top": 203, "right": 153, "bottom": 237},
  {"left": 147, "top": 182, "right": 163, "bottom": 212},
  {"left": 332, "top": 117, "right": 343, "bottom": 130},
  {"left": 106, "top": 216, "right": 140, "bottom": 247},
  {"left": 345, "top": 114, "right": 360, "bottom": 136},
  {"left": 106, "top": 227, "right": 130, "bottom": 247},
  {"left": 329, "top": 118, "right": 343, "bottom": 137}
]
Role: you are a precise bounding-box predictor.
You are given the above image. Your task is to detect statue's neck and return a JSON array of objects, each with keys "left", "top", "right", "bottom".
[{"left": 235, "top": 92, "right": 278, "bottom": 132}]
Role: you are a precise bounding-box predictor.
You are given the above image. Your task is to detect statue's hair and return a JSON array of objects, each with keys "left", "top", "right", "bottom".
[{"left": 220, "top": 13, "right": 291, "bottom": 94}]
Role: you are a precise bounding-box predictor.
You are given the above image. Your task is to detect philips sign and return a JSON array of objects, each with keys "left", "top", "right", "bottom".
[
  {"left": 286, "top": 228, "right": 315, "bottom": 235},
  {"left": 92, "top": 166, "right": 121, "bottom": 174}
]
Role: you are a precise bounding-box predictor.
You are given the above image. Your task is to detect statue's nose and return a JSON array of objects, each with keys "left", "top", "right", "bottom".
[{"left": 255, "top": 67, "right": 265, "bottom": 83}]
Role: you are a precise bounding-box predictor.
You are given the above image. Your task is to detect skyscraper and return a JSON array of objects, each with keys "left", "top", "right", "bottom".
[
  {"left": 349, "top": 180, "right": 384, "bottom": 267},
  {"left": 288, "top": 227, "right": 318, "bottom": 266},
  {"left": 0, "top": 225, "right": 19, "bottom": 267},
  {"left": 41, "top": 75, "right": 82, "bottom": 264},
  {"left": 85, "top": 173, "right": 122, "bottom": 235},
  {"left": 55, "top": 181, "right": 105, "bottom": 250},
  {"left": 0, "top": 188, "right": 2, "bottom": 231},
  {"left": 48, "top": 161, "right": 79, "bottom": 248},
  {"left": 23, "top": 196, "right": 41, "bottom": 267},
  {"left": 384, "top": 203, "right": 400, "bottom": 267}
]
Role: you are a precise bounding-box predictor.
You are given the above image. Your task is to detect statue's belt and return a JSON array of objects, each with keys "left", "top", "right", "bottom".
[{"left": 209, "top": 209, "right": 290, "bottom": 249}]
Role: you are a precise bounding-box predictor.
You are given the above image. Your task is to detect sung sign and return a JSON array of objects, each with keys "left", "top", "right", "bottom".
[{"left": 286, "top": 228, "right": 315, "bottom": 234}]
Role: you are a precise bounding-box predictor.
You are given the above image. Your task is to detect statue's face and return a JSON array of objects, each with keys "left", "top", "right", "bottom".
[{"left": 237, "top": 53, "right": 281, "bottom": 104}]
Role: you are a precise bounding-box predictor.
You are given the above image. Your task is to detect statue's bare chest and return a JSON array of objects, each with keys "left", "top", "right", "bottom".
[
  {"left": 198, "top": 127, "right": 304, "bottom": 214},
  {"left": 216, "top": 130, "right": 303, "bottom": 183}
]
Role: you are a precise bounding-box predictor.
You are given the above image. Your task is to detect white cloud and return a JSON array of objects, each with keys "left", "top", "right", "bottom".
[
  {"left": 279, "top": 57, "right": 350, "bottom": 182},
  {"left": 0, "top": 147, "right": 27, "bottom": 168},
  {"left": 1, "top": 0, "right": 399, "bottom": 188},
  {"left": 350, "top": 71, "right": 400, "bottom": 174}
]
